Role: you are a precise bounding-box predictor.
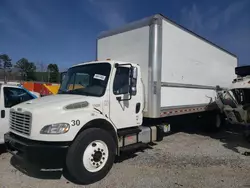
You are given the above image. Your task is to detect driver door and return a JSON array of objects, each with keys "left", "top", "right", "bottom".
[
  {"left": 109, "top": 65, "right": 143, "bottom": 129},
  {"left": 216, "top": 90, "right": 246, "bottom": 124}
]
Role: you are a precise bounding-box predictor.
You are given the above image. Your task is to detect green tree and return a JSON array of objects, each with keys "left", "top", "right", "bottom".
[
  {"left": 47, "top": 63, "right": 59, "bottom": 83},
  {"left": 0, "top": 54, "right": 12, "bottom": 83},
  {"left": 15, "top": 58, "right": 36, "bottom": 80}
]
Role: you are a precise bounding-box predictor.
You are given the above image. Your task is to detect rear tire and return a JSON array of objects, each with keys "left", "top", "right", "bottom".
[{"left": 65, "top": 128, "right": 116, "bottom": 185}]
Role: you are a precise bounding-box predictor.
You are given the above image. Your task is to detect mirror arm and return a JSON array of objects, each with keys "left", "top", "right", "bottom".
[{"left": 116, "top": 94, "right": 132, "bottom": 102}]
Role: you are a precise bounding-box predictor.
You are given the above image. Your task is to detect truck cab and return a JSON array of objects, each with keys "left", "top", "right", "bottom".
[
  {"left": 5, "top": 61, "right": 141, "bottom": 139},
  {"left": 216, "top": 66, "right": 250, "bottom": 125},
  {"left": 4, "top": 60, "right": 145, "bottom": 184},
  {"left": 0, "top": 83, "right": 38, "bottom": 144},
  {"left": 57, "top": 61, "right": 143, "bottom": 130}
]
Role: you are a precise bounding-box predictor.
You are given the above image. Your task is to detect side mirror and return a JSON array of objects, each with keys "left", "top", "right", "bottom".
[
  {"left": 129, "top": 66, "right": 138, "bottom": 96},
  {"left": 132, "top": 66, "right": 138, "bottom": 79}
]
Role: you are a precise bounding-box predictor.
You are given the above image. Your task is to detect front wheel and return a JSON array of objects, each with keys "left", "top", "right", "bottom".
[{"left": 65, "top": 128, "right": 116, "bottom": 185}]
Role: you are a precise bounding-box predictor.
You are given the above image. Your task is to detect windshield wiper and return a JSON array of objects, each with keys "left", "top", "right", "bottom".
[{"left": 64, "top": 89, "right": 91, "bottom": 96}]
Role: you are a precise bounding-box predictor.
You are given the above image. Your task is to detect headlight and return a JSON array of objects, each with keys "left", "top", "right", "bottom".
[{"left": 40, "top": 123, "right": 70, "bottom": 134}]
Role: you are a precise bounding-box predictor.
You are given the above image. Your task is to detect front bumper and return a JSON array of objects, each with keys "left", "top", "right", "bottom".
[{"left": 4, "top": 132, "right": 71, "bottom": 167}]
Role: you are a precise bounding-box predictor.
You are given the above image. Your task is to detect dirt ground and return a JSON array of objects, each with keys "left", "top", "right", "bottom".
[{"left": 0, "top": 123, "right": 250, "bottom": 188}]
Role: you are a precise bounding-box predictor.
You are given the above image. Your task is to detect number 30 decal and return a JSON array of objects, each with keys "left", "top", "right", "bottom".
[{"left": 71, "top": 120, "right": 80, "bottom": 126}]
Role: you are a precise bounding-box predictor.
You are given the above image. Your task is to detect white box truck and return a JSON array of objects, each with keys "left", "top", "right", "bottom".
[{"left": 4, "top": 14, "right": 237, "bottom": 184}]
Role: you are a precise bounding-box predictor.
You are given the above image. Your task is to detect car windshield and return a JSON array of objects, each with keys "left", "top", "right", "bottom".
[{"left": 58, "top": 63, "right": 111, "bottom": 97}]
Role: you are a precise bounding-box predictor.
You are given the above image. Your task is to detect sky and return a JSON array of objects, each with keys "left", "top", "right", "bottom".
[{"left": 0, "top": 0, "right": 250, "bottom": 71}]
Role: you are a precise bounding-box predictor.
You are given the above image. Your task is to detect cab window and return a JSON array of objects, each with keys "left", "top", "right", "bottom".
[
  {"left": 3, "top": 87, "right": 34, "bottom": 108},
  {"left": 113, "top": 67, "right": 130, "bottom": 95}
]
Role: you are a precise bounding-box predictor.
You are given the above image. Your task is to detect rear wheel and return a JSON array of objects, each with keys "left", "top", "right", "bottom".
[{"left": 66, "top": 128, "right": 116, "bottom": 185}]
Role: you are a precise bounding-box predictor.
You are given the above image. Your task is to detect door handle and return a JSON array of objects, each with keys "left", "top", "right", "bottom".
[
  {"left": 1, "top": 110, "right": 5, "bottom": 118},
  {"left": 136, "top": 103, "right": 141, "bottom": 113}
]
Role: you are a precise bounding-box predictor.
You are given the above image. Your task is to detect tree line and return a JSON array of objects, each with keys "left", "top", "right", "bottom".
[{"left": 0, "top": 53, "right": 61, "bottom": 83}]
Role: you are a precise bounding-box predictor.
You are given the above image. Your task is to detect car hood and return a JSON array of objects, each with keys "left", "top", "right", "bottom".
[{"left": 12, "top": 94, "right": 98, "bottom": 112}]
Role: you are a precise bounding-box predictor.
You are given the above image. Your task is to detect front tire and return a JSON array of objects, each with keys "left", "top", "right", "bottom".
[{"left": 65, "top": 128, "right": 116, "bottom": 185}]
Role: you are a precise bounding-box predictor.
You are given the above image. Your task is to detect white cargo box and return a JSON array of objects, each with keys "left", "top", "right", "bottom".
[{"left": 97, "top": 14, "right": 237, "bottom": 118}]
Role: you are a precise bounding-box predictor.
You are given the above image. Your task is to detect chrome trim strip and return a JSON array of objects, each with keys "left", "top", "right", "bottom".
[
  {"left": 161, "top": 82, "right": 226, "bottom": 90},
  {"left": 161, "top": 104, "right": 208, "bottom": 111}
]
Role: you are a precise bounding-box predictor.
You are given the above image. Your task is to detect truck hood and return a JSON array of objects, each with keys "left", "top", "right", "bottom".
[{"left": 12, "top": 94, "right": 98, "bottom": 112}]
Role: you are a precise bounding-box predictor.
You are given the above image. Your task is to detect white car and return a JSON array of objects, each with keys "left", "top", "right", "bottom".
[{"left": 0, "top": 83, "right": 39, "bottom": 144}]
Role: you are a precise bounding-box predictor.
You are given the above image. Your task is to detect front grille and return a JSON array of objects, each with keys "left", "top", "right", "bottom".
[{"left": 9, "top": 110, "right": 32, "bottom": 136}]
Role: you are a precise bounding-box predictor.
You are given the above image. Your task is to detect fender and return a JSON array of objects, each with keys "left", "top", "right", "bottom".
[
  {"left": 70, "top": 110, "right": 119, "bottom": 154},
  {"left": 76, "top": 118, "right": 119, "bottom": 153},
  {"left": 67, "top": 109, "right": 117, "bottom": 138}
]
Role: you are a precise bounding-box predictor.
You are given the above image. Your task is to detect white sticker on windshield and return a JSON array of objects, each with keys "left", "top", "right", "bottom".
[{"left": 94, "top": 74, "right": 106, "bottom": 81}]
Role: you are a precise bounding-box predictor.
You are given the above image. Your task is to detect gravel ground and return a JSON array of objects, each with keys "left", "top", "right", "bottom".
[{"left": 0, "top": 124, "right": 250, "bottom": 188}]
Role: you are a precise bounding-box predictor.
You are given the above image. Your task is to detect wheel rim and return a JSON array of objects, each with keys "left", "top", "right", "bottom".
[
  {"left": 83, "top": 140, "right": 109, "bottom": 173},
  {"left": 216, "top": 114, "right": 221, "bottom": 128}
]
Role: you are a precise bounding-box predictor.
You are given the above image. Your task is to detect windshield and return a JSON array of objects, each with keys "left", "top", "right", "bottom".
[
  {"left": 232, "top": 89, "right": 250, "bottom": 105},
  {"left": 58, "top": 63, "right": 111, "bottom": 97}
]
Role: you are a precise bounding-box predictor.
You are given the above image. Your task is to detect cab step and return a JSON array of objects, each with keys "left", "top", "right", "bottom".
[
  {"left": 120, "top": 142, "right": 147, "bottom": 152},
  {"left": 117, "top": 126, "right": 141, "bottom": 137}
]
